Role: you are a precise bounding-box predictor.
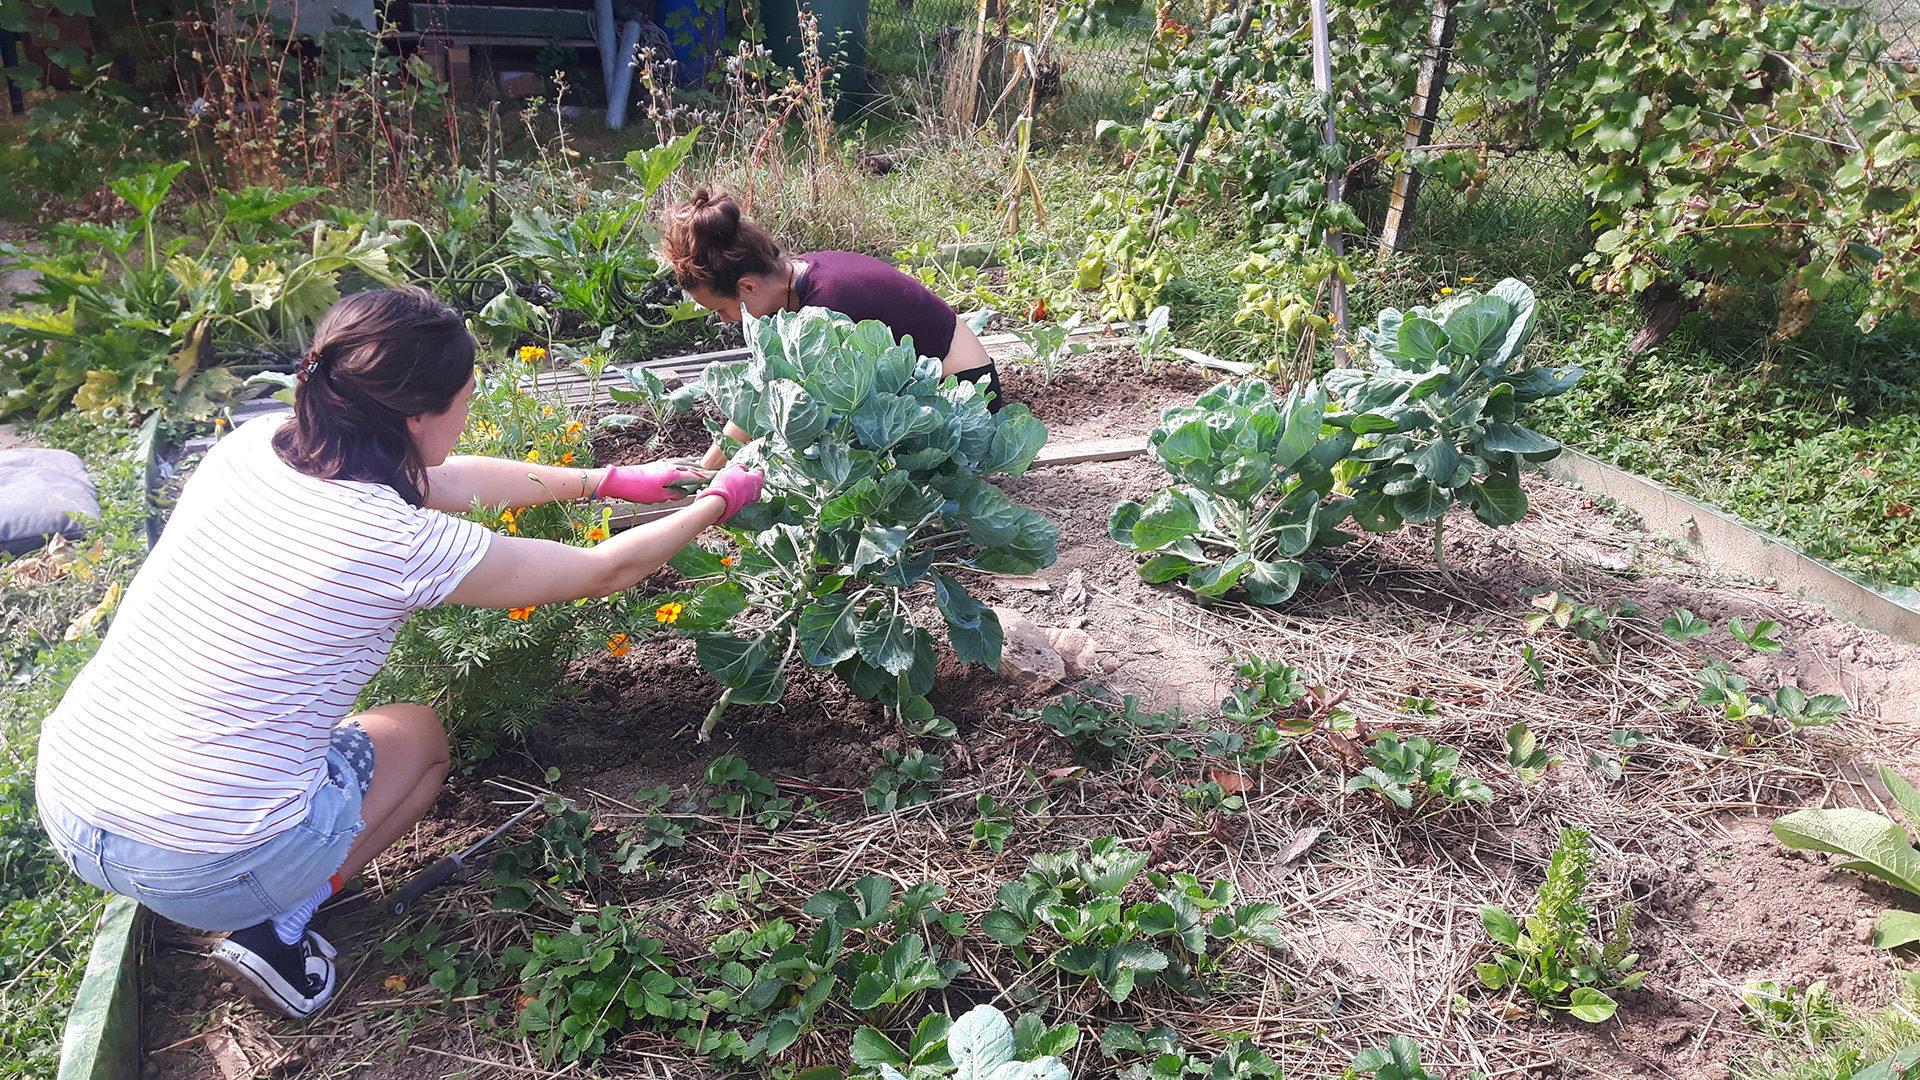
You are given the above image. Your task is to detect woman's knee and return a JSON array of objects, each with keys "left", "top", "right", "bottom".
[{"left": 356, "top": 704, "right": 450, "bottom": 769}]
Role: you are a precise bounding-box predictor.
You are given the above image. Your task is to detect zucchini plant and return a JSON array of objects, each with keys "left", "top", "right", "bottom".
[
  {"left": 1326, "top": 278, "right": 1583, "bottom": 571},
  {"left": 1109, "top": 379, "right": 1355, "bottom": 604},
  {"left": 662, "top": 308, "right": 1055, "bottom": 739},
  {"left": 1775, "top": 765, "right": 1920, "bottom": 948}
]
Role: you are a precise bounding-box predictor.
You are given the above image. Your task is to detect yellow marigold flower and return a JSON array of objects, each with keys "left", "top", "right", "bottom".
[
  {"left": 1440, "top": 286, "right": 1454, "bottom": 295},
  {"left": 606, "top": 633, "right": 631, "bottom": 656},
  {"left": 508, "top": 606, "right": 536, "bottom": 619},
  {"left": 542, "top": 406, "right": 554, "bottom": 416},
  {"left": 586, "top": 526, "right": 608, "bottom": 542},
  {"left": 655, "top": 601, "right": 684, "bottom": 624},
  {"left": 526, "top": 449, "right": 543, "bottom": 463},
  {"left": 499, "top": 508, "right": 516, "bottom": 523},
  {"left": 519, "top": 345, "right": 548, "bottom": 363},
  {"left": 561, "top": 452, "right": 575, "bottom": 465},
  {"left": 508, "top": 523, "right": 518, "bottom": 534},
  {"left": 1461, "top": 276, "right": 1477, "bottom": 283}
]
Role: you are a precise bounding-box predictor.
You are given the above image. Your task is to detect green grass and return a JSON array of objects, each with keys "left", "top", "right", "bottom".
[
  {"left": 1732, "top": 974, "right": 1920, "bottom": 1080},
  {"left": 1536, "top": 295, "right": 1920, "bottom": 589},
  {"left": 0, "top": 414, "right": 150, "bottom": 1080}
]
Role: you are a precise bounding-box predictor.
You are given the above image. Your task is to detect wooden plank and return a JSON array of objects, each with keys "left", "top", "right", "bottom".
[
  {"left": 520, "top": 320, "right": 1143, "bottom": 404},
  {"left": 604, "top": 435, "right": 1150, "bottom": 531}
]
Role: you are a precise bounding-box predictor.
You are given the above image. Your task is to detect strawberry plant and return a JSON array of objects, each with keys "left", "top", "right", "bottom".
[
  {"left": 979, "top": 837, "right": 1285, "bottom": 1003},
  {"left": 662, "top": 308, "right": 1055, "bottom": 739},
  {"left": 848, "top": 1004, "right": 1074, "bottom": 1080},
  {"left": 1327, "top": 278, "right": 1583, "bottom": 572},
  {"left": 1109, "top": 379, "right": 1355, "bottom": 605},
  {"left": 1345, "top": 734, "right": 1495, "bottom": 815}
]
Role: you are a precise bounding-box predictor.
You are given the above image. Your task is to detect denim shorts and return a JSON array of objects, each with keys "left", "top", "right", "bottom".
[{"left": 38, "top": 721, "right": 374, "bottom": 932}]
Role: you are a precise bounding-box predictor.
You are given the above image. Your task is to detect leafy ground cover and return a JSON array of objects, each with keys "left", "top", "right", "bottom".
[
  {"left": 115, "top": 346, "right": 1920, "bottom": 1080},
  {"left": 0, "top": 415, "right": 148, "bottom": 1080}
]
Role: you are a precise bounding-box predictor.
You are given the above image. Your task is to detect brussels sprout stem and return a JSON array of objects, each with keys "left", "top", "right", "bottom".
[{"left": 698, "top": 687, "right": 735, "bottom": 742}]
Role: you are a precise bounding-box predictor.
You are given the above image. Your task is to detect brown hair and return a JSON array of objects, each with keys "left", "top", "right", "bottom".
[
  {"left": 660, "top": 185, "right": 784, "bottom": 297},
  {"left": 273, "top": 286, "right": 475, "bottom": 506}
]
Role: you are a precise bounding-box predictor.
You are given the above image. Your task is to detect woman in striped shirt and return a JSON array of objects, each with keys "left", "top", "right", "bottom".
[{"left": 34, "top": 287, "right": 763, "bottom": 1019}]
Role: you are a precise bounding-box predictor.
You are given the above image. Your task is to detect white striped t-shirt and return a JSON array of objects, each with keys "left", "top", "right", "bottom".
[{"left": 36, "top": 417, "right": 492, "bottom": 853}]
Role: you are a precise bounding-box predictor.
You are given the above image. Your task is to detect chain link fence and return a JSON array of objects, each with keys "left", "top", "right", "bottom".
[{"left": 1345, "top": 0, "right": 1920, "bottom": 262}]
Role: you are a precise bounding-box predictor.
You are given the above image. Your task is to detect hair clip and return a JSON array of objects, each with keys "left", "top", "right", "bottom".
[{"left": 296, "top": 353, "right": 320, "bottom": 382}]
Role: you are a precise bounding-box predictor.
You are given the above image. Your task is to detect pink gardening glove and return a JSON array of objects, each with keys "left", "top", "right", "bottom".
[
  {"left": 696, "top": 467, "right": 765, "bottom": 524},
  {"left": 596, "top": 460, "right": 709, "bottom": 503}
]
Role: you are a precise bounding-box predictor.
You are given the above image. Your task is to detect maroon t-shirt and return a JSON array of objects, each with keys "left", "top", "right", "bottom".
[{"left": 794, "top": 251, "right": 958, "bottom": 361}]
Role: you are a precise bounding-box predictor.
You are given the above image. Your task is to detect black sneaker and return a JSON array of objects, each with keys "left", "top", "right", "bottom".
[{"left": 210, "top": 921, "right": 336, "bottom": 1019}]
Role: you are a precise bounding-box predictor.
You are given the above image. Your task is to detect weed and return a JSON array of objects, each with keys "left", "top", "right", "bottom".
[
  {"left": 1476, "top": 827, "right": 1642, "bottom": 1021},
  {"left": 1740, "top": 980, "right": 1844, "bottom": 1048},
  {"left": 1504, "top": 724, "right": 1559, "bottom": 783}
]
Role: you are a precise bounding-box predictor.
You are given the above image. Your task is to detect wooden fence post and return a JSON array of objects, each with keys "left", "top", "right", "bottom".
[{"left": 1378, "top": 0, "right": 1458, "bottom": 254}]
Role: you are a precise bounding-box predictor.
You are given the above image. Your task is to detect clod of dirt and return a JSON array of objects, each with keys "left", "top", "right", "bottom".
[
  {"left": 993, "top": 606, "right": 1066, "bottom": 692},
  {"left": 1043, "top": 626, "right": 1105, "bottom": 676}
]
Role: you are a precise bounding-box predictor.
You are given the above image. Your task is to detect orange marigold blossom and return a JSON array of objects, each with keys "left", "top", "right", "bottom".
[
  {"left": 518, "top": 346, "right": 548, "bottom": 363},
  {"left": 655, "top": 601, "right": 684, "bottom": 624},
  {"left": 561, "top": 452, "right": 575, "bottom": 465},
  {"left": 508, "top": 606, "right": 536, "bottom": 619},
  {"left": 565, "top": 420, "right": 585, "bottom": 435},
  {"left": 720, "top": 556, "right": 734, "bottom": 567},
  {"left": 606, "top": 633, "right": 631, "bottom": 656},
  {"left": 586, "top": 526, "right": 608, "bottom": 542}
]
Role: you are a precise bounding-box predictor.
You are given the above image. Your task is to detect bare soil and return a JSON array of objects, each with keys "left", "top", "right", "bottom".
[{"left": 141, "top": 351, "right": 1920, "bottom": 1080}]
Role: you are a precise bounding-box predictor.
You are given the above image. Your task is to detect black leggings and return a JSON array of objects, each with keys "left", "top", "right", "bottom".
[{"left": 951, "top": 363, "right": 1004, "bottom": 414}]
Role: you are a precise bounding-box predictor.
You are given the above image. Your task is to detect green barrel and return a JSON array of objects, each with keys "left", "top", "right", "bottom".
[{"left": 760, "top": 0, "right": 871, "bottom": 119}]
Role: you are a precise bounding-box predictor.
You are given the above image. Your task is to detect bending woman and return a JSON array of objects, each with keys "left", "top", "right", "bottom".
[
  {"left": 34, "top": 287, "right": 761, "bottom": 1020},
  {"left": 662, "top": 186, "right": 1005, "bottom": 468}
]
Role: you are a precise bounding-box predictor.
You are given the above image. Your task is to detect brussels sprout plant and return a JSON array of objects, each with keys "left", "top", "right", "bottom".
[
  {"left": 661, "top": 308, "right": 1057, "bottom": 739},
  {"left": 1326, "top": 278, "right": 1583, "bottom": 571},
  {"left": 1107, "top": 380, "right": 1354, "bottom": 604}
]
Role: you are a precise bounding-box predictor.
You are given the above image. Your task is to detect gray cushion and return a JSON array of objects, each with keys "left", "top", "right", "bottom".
[{"left": 0, "top": 448, "right": 100, "bottom": 556}]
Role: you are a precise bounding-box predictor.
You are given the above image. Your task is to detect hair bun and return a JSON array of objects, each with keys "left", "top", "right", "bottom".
[{"left": 688, "top": 185, "right": 741, "bottom": 243}]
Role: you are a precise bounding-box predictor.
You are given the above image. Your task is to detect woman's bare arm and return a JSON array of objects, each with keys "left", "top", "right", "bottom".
[
  {"left": 422, "top": 456, "right": 608, "bottom": 514},
  {"left": 443, "top": 494, "right": 726, "bottom": 607}
]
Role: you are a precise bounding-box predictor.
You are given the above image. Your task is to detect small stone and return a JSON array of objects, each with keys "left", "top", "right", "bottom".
[
  {"left": 351, "top": 1018, "right": 370, "bottom": 1040},
  {"left": 993, "top": 607, "right": 1065, "bottom": 693},
  {"left": 1855, "top": 918, "right": 1877, "bottom": 944}
]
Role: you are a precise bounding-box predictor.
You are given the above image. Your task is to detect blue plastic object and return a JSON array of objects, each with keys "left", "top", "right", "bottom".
[{"left": 657, "top": 0, "right": 725, "bottom": 86}]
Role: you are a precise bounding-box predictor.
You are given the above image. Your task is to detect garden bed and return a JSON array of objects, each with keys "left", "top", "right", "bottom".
[{"left": 134, "top": 363, "right": 1920, "bottom": 1078}]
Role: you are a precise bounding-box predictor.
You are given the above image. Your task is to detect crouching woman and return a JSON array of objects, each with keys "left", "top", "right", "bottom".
[{"left": 33, "top": 286, "right": 761, "bottom": 1019}]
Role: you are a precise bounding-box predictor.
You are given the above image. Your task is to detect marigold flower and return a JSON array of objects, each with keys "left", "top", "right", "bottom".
[
  {"left": 499, "top": 508, "right": 516, "bottom": 523},
  {"left": 720, "top": 556, "right": 734, "bottom": 567},
  {"left": 1461, "top": 276, "right": 1477, "bottom": 283},
  {"left": 1440, "top": 286, "right": 1454, "bottom": 295},
  {"left": 542, "top": 406, "right": 554, "bottom": 416},
  {"left": 526, "top": 450, "right": 543, "bottom": 463},
  {"left": 519, "top": 345, "right": 548, "bottom": 363},
  {"left": 561, "top": 452, "right": 575, "bottom": 465},
  {"left": 655, "top": 601, "right": 684, "bottom": 624},
  {"left": 586, "top": 526, "right": 608, "bottom": 542},
  {"left": 606, "top": 633, "right": 631, "bottom": 656},
  {"left": 508, "top": 606, "right": 536, "bottom": 619},
  {"left": 565, "top": 420, "right": 585, "bottom": 435}
]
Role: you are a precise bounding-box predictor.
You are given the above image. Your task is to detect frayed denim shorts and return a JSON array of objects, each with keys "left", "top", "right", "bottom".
[{"left": 38, "top": 721, "right": 373, "bottom": 932}]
